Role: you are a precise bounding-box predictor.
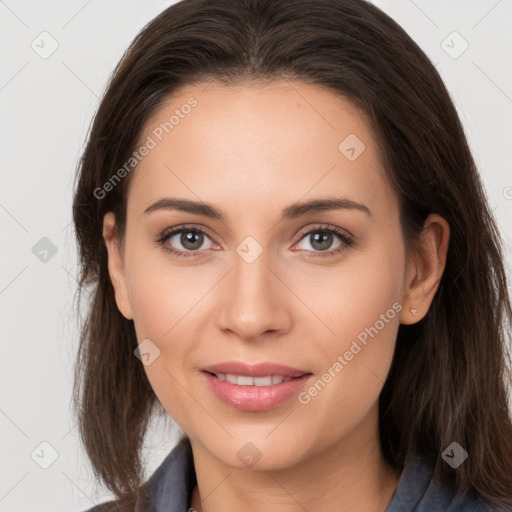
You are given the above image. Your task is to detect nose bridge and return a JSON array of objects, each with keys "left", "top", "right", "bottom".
[
  {"left": 217, "top": 242, "right": 291, "bottom": 338},
  {"left": 231, "top": 245, "right": 275, "bottom": 313},
  {"left": 229, "top": 228, "right": 275, "bottom": 301}
]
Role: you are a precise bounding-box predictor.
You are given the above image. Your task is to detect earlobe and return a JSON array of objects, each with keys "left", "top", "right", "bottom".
[
  {"left": 400, "top": 214, "right": 450, "bottom": 325},
  {"left": 102, "top": 212, "right": 134, "bottom": 320}
]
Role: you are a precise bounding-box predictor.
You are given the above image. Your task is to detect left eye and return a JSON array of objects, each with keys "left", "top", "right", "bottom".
[
  {"left": 295, "top": 229, "right": 344, "bottom": 252},
  {"left": 291, "top": 226, "right": 354, "bottom": 258}
]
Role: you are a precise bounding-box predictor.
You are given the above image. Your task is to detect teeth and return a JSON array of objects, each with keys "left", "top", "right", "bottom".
[
  {"left": 225, "top": 374, "right": 238, "bottom": 384},
  {"left": 271, "top": 375, "right": 284, "bottom": 384},
  {"left": 214, "top": 373, "right": 294, "bottom": 386}
]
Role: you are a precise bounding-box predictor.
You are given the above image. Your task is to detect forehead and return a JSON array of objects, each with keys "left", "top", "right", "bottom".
[{"left": 127, "top": 80, "right": 395, "bottom": 220}]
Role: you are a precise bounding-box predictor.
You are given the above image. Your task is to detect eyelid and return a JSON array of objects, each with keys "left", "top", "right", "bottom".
[
  {"left": 159, "top": 223, "right": 217, "bottom": 242},
  {"left": 293, "top": 223, "right": 354, "bottom": 245}
]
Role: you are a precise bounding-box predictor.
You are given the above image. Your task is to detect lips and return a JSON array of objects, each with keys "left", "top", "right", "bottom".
[{"left": 200, "top": 361, "right": 314, "bottom": 411}]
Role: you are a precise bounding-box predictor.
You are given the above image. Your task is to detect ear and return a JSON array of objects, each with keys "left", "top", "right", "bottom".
[
  {"left": 400, "top": 213, "right": 450, "bottom": 325},
  {"left": 102, "top": 212, "right": 133, "bottom": 320}
]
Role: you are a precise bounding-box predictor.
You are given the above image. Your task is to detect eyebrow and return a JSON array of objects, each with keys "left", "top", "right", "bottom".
[{"left": 143, "top": 196, "right": 372, "bottom": 220}]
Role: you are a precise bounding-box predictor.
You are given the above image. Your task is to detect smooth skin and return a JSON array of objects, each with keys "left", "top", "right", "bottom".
[{"left": 102, "top": 80, "right": 450, "bottom": 512}]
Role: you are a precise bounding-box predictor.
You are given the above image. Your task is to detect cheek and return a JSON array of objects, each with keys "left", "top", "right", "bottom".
[
  {"left": 123, "top": 235, "right": 194, "bottom": 340},
  {"left": 299, "top": 237, "right": 404, "bottom": 348},
  {"left": 298, "top": 243, "right": 404, "bottom": 414},
  {"left": 124, "top": 251, "right": 197, "bottom": 428},
  {"left": 122, "top": 241, "right": 206, "bottom": 401},
  {"left": 127, "top": 273, "right": 174, "bottom": 342}
]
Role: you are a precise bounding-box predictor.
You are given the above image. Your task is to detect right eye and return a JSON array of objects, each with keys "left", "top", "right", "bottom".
[{"left": 155, "top": 225, "right": 218, "bottom": 259}]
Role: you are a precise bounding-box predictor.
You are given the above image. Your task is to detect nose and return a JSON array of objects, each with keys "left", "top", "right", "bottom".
[{"left": 215, "top": 250, "right": 293, "bottom": 342}]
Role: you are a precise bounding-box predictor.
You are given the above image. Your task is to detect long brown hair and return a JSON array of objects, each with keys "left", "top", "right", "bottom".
[{"left": 72, "top": 0, "right": 512, "bottom": 509}]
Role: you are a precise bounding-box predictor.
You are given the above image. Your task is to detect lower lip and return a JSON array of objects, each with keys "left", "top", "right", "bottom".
[{"left": 201, "top": 371, "right": 313, "bottom": 411}]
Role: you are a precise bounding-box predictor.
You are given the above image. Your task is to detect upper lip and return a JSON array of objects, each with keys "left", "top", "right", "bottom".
[{"left": 201, "top": 361, "right": 311, "bottom": 378}]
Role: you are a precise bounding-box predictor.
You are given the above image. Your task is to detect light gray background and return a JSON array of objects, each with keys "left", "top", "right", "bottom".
[{"left": 1, "top": 1, "right": 511, "bottom": 511}]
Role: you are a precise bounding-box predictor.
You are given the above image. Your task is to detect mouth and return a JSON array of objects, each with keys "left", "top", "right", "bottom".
[{"left": 200, "top": 367, "right": 314, "bottom": 412}]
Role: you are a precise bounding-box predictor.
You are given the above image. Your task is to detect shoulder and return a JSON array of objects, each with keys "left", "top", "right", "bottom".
[
  {"left": 386, "top": 454, "right": 510, "bottom": 512},
  {"left": 79, "top": 435, "right": 195, "bottom": 512}
]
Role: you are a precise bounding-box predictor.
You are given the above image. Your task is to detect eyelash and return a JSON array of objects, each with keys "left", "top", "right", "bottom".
[{"left": 154, "top": 223, "right": 354, "bottom": 260}]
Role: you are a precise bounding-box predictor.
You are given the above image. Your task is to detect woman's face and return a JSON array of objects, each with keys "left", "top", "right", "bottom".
[{"left": 104, "top": 80, "right": 433, "bottom": 469}]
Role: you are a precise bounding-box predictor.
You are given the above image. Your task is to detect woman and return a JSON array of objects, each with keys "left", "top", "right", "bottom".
[{"left": 72, "top": 0, "right": 512, "bottom": 510}]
